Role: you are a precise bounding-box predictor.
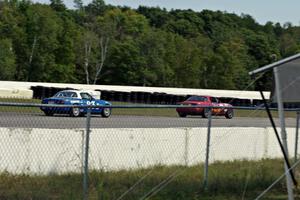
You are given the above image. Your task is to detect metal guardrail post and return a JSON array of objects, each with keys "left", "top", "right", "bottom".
[
  {"left": 83, "top": 107, "right": 91, "bottom": 200},
  {"left": 203, "top": 107, "right": 212, "bottom": 189}
]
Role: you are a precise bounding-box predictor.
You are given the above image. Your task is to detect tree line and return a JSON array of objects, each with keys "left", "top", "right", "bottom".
[{"left": 1, "top": 0, "right": 299, "bottom": 90}]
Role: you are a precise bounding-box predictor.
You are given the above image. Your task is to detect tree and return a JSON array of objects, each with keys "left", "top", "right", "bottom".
[
  {"left": 78, "top": 30, "right": 98, "bottom": 84},
  {"left": 52, "top": 12, "right": 79, "bottom": 83},
  {"left": 50, "top": 0, "right": 66, "bottom": 12},
  {"left": 107, "top": 39, "right": 144, "bottom": 85},
  {"left": 212, "top": 38, "right": 250, "bottom": 89},
  {"left": 0, "top": 0, "right": 294, "bottom": 90},
  {"left": 280, "top": 33, "right": 299, "bottom": 57},
  {"left": 25, "top": 4, "right": 62, "bottom": 81},
  {"left": 0, "top": 39, "right": 16, "bottom": 80},
  {"left": 77, "top": 8, "right": 150, "bottom": 85},
  {"left": 73, "top": 0, "right": 83, "bottom": 10},
  {"left": 0, "top": 0, "right": 29, "bottom": 80},
  {"left": 86, "top": 0, "right": 105, "bottom": 16},
  {"left": 138, "top": 29, "right": 169, "bottom": 86},
  {"left": 164, "top": 34, "right": 203, "bottom": 88},
  {"left": 137, "top": 6, "right": 171, "bottom": 28},
  {"left": 77, "top": 10, "right": 114, "bottom": 85}
]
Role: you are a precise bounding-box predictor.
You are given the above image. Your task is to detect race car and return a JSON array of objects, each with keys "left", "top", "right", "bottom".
[
  {"left": 40, "top": 90, "right": 112, "bottom": 117},
  {"left": 176, "top": 95, "right": 233, "bottom": 119}
]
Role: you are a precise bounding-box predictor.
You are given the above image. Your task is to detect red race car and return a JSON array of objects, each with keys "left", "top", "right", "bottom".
[{"left": 176, "top": 95, "right": 233, "bottom": 119}]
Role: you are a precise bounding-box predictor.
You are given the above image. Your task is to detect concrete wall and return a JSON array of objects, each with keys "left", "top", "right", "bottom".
[{"left": 0, "top": 127, "right": 297, "bottom": 174}]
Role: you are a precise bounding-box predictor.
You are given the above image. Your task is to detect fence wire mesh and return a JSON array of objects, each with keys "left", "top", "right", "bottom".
[{"left": 0, "top": 99, "right": 300, "bottom": 200}]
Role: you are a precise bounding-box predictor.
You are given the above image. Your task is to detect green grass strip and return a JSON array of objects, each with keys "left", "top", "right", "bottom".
[{"left": 0, "top": 159, "right": 297, "bottom": 199}]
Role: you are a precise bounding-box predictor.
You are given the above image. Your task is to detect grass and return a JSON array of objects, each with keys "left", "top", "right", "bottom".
[
  {"left": 0, "top": 98, "right": 298, "bottom": 118},
  {"left": 0, "top": 159, "right": 298, "bottom": 200}
]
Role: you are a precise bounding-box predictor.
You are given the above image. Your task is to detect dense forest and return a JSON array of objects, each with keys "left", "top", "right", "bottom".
[{"left": 0, "top": 0, "right": 300, "bottom": 90}]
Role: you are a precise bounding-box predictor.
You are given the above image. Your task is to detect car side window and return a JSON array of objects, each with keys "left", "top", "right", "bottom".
[
  {"left": 203, "top": 97, "right": 208, "bottom": 102},
  {"left": 71, "top": 92, "right": 78, "bottom": 98},
  {"left": 80, "top": 93, "right": 92, "bottom": 100},
  {"left": 56, "top": 92, "right": 64, "bottom": 97},
  {"left": 211, "top": 97, "right": 218, "bottom": 103},
  {"left": 187, "top": 96, "right": 208, "bottom": 101}
]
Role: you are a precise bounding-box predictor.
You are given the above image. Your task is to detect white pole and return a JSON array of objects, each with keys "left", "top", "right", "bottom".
[{"left": 274, "top": 67, "right": 294, "bottom": 200}]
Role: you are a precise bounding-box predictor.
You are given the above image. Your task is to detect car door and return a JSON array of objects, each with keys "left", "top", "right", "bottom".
[
  {"left": 80, "top": 92, "right": 103, "bottom": 113},
  {"left": 211, "top": 97, "right": 222, "bottom": 114}
]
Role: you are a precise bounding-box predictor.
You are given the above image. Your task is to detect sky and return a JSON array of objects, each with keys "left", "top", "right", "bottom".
[{"left": 33, "top": 0, "right": 300, "bottom": 26}]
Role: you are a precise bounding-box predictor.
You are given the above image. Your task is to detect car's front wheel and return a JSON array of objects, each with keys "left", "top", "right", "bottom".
[
  {"left": 225, "top": 109, "right": 234, "bottom": 119},
  {"left": 178, "top": 112, "right": 187, "bottom": 117},
  {"left": 70, "top": 106, "right": 81, "bottom": 117},
  {"left": 44, "top": 110, "right": 54, "bottom": 116},
  {"left": 101, "top": 108, "right": 111, "bottom": 118}
]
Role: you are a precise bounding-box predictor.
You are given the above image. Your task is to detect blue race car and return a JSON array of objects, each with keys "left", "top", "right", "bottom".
[{"left": 40, "top": 90, "right": 112, "bottom": 117}]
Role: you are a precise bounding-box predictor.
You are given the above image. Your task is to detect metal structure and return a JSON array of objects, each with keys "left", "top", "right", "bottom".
[
  {"left": 295, "top": 112, "right": 300, "bottom": 163},
  {"left": 83, "top": 108, "right": 91, "bottom": 200},
  {"left": 203, "top": 108, "right": 212, "bottom": 189},
  {"left": 274, "top": 67, "right": 295, "bottom": 199},
  {"left": 249, "top": 53, "right": 300, "bottom": 200}
]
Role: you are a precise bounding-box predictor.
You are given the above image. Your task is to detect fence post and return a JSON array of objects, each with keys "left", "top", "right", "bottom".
[
  {"left": 295, "top": 112, "right": 300, "bottom": 163},
  {"left": 203, "top": 107, "right": 212, "bottom": 189},
  {"left": 274, "top": 67, "right": 294, "bottom": 200},
  {"left": 83, "top": 107, "right": 91, "bottom": 200}
]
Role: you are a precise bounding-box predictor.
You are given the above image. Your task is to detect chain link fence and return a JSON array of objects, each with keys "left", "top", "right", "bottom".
[{"left": 0, "top": 101, "right": 300, "bottom": 199}]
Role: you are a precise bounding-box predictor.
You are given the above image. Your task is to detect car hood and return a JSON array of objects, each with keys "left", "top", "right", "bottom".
[
  {"left": 218, "top": 103, "right": 233, "bottom": 107},
  {"left": 98, "top": 100, "right": 111, "bottom": 105}
]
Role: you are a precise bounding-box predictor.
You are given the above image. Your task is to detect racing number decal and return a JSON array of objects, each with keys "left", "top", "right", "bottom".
[{"left": 86, "top": 101, "right": 96, "bottom": 106}]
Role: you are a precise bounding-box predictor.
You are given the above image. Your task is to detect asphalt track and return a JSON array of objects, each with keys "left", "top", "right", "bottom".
[{"left": 0, "top": 111, "right": 298, "bottom": 129}]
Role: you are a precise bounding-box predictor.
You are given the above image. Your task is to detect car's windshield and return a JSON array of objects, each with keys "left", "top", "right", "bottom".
[
  {"left": 187, "top": 96, "right": 208, "bottom": 102},
  {"left": 54, "top": 91, "right": 77, "bottom": 98}
]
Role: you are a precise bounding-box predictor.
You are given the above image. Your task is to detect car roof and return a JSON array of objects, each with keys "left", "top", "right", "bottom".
[
  {"left": 190, "top": 95, "right": 213, "bottom": 98},
  {"left": 59, "top": 90, "right": 78, "bottom": 93},
  {"left": 59, "top": 90, "right": 89, "bottom": 93}
]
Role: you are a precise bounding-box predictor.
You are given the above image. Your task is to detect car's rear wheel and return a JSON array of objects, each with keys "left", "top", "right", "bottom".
[
  {"left": 225, "top": 109, "right": 234, "bottom": 119},
  {"left": 178, "top": 112, "right": 187, "bottom": 117},
  {"left": 101, "top": 108, "right": 111, "bottom": 118},
  {"left": 202, "top": 108, "right": 211, "bottom": 118},
  {"left": 70, "top": 106, "right": 81, "bottom": 117},
  {"left": 44, "top": 110, "right": 54, "bottom": 116}
]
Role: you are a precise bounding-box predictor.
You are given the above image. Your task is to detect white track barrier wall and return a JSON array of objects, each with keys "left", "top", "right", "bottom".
[
  {"left": 0, "top": 88, "right": 33, "bottom": 99},
  {"left": 0, "top": 127, "right": 297, "bottom": 174},
  {"left": 0, "top": 80, "right": 269, "bottom": 100}
]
